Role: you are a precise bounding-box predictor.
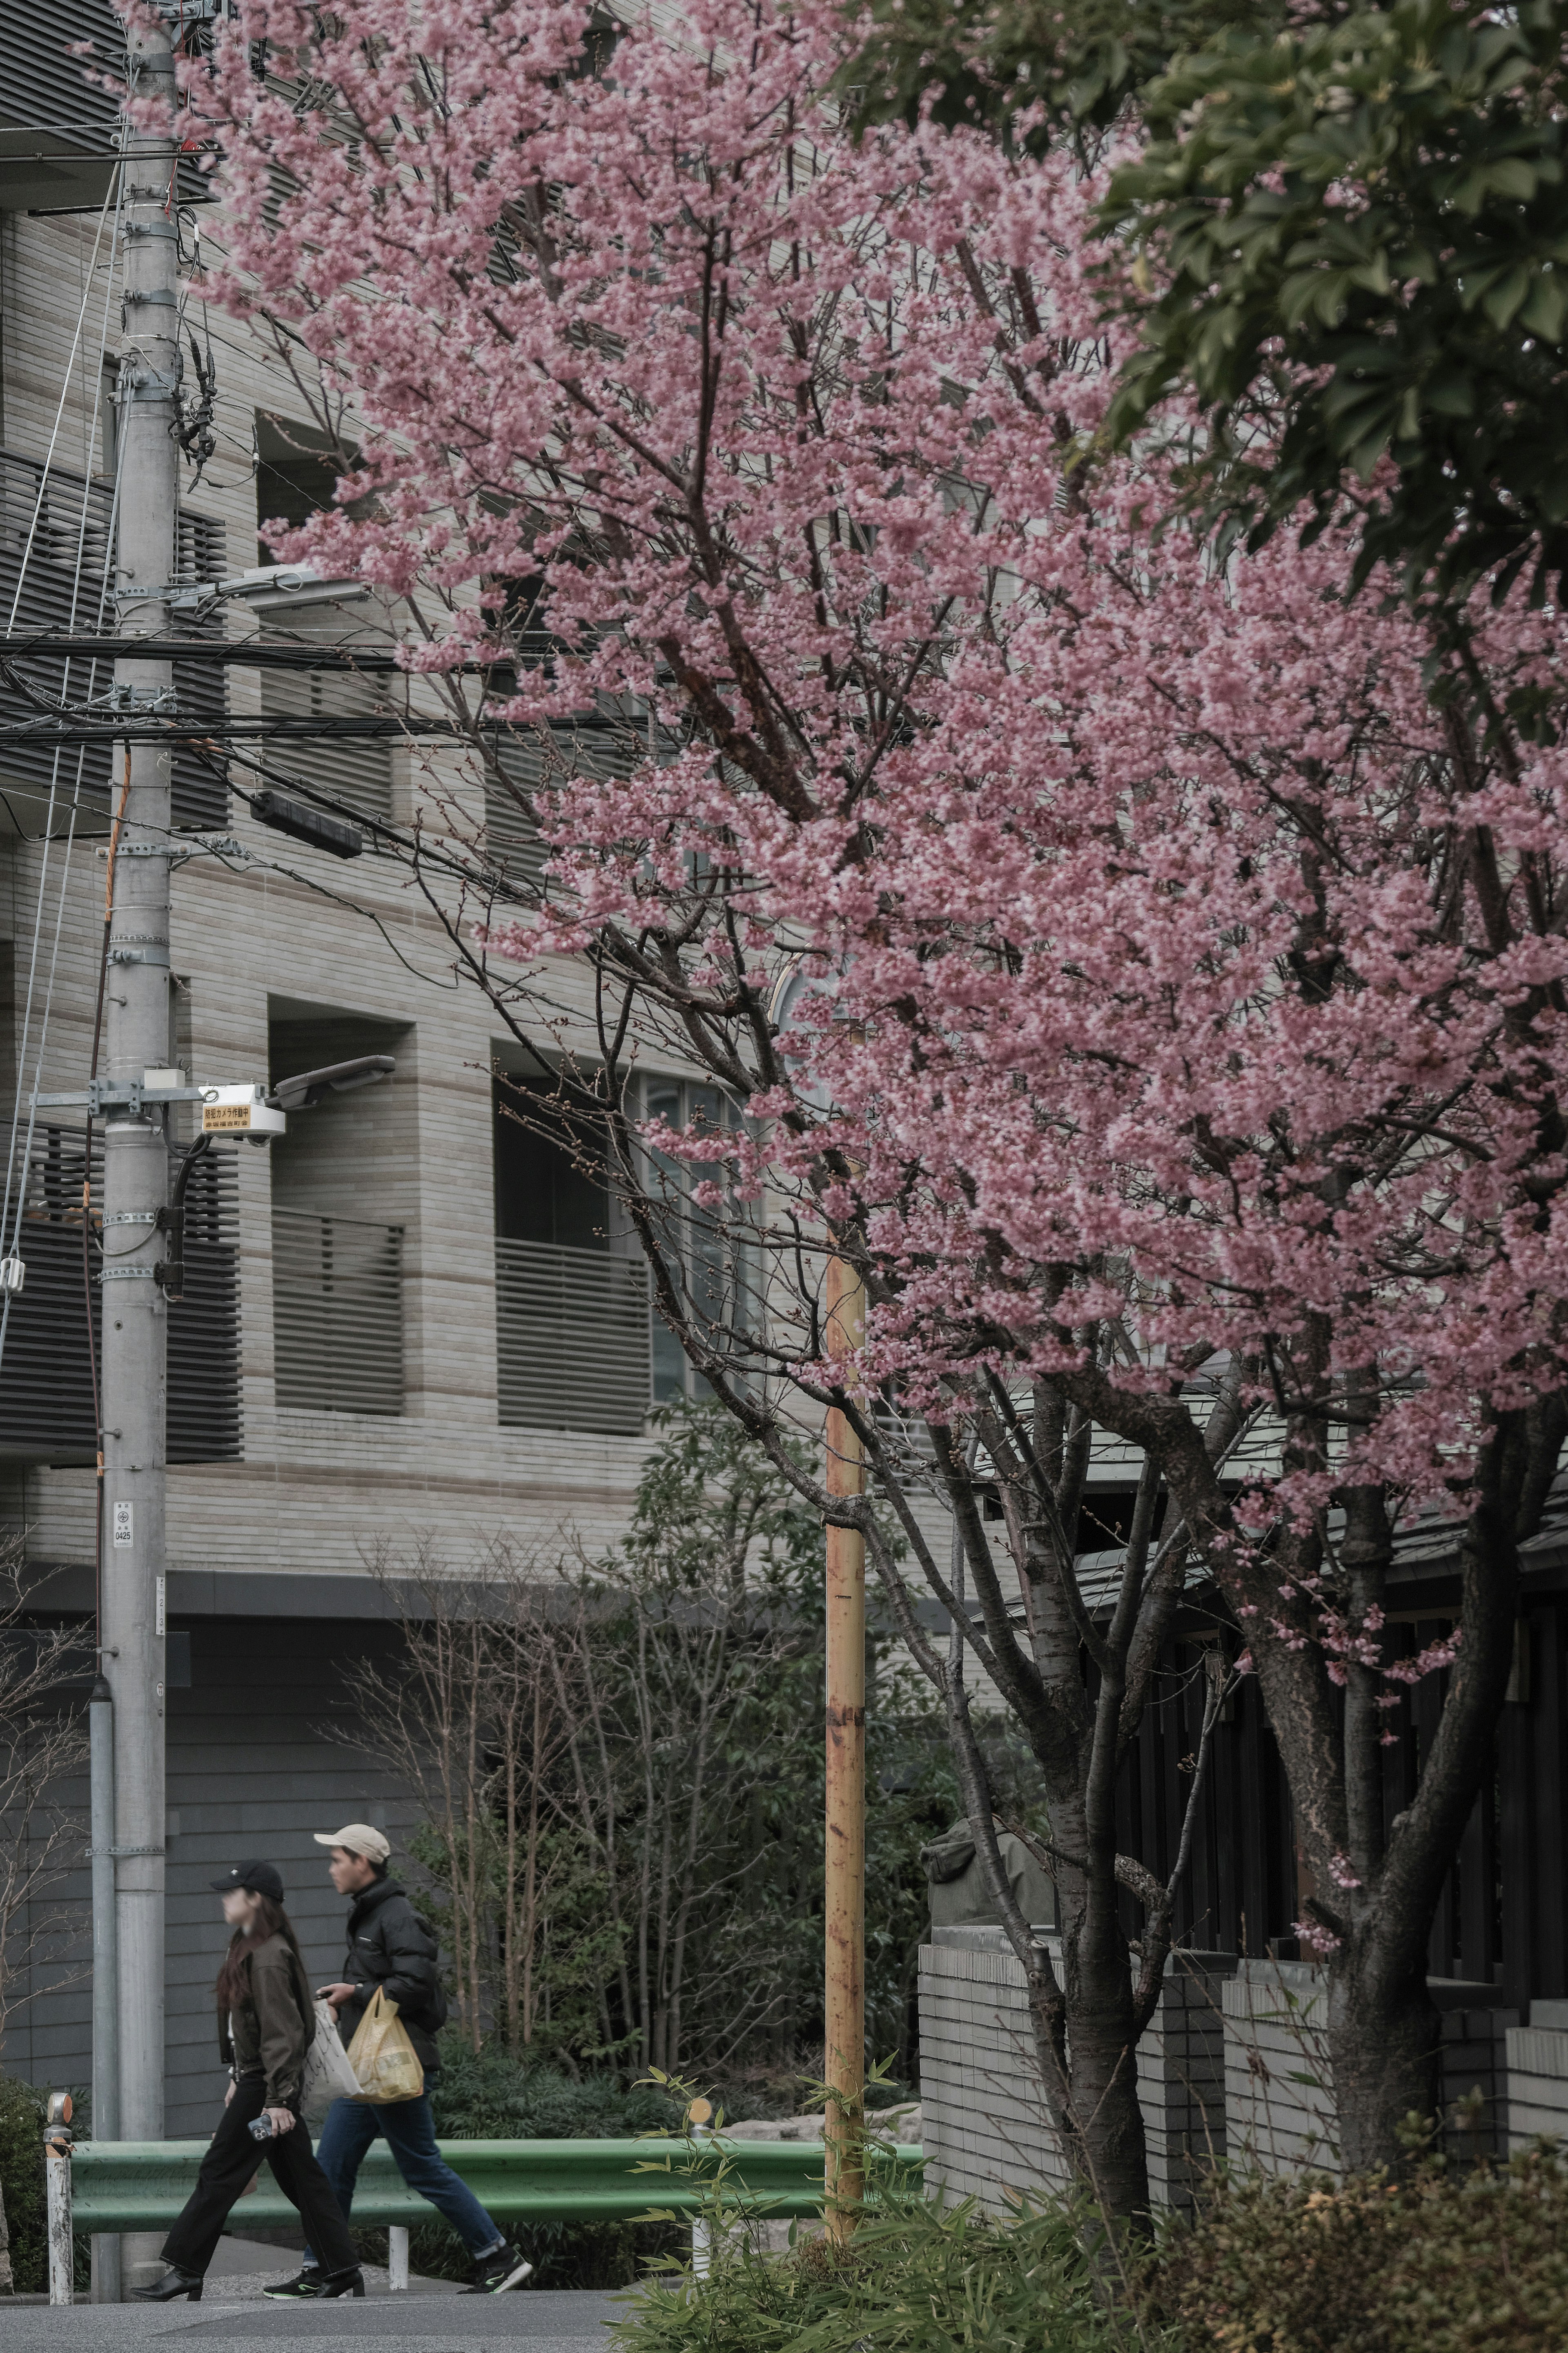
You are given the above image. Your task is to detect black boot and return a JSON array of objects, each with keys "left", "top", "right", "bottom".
[
  {"left": 316, "top": 2265, "right": 367, "bottom": 2299},
  {"left": 132, "top": 2266, "right": 204, "bottom": 2302}
]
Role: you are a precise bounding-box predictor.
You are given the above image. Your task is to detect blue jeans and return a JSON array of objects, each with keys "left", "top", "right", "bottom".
[{"left": 302, "top": 2094, "right": 505, "bottom": 2268}]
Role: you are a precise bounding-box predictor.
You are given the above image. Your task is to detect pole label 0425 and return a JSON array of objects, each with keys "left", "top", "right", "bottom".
[{"left": 113, "top": 1501, "right": 134, "bottom": 1549}]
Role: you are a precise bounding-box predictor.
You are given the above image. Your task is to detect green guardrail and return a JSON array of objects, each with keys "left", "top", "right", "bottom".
[{"left": 67, "top": 2136, "right": 924, "bottom": 2236}]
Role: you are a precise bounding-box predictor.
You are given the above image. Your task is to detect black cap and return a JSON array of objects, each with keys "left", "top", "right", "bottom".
[{"left": 210, "top": 1861, "right": 284, "bottom": 1903}]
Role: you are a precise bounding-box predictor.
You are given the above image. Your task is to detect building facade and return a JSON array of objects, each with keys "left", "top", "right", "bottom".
[{"left": 0, "top": 9, "right": 675, "bottom": 2134}]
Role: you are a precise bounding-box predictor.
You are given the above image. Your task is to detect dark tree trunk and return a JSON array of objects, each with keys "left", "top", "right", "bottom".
[{"left": 1327, "top": 1956, "right": 1440, "bottom": 2172}]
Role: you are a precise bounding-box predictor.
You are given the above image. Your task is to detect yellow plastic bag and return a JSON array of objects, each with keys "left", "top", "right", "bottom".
[{"left": 344, "top": 1987, "right": 424, "bottom": 2104}]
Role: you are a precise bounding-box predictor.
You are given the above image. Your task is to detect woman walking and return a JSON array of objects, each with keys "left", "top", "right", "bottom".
[{"left": 134, "top": 1861, "right": 364, "bottom": 2303}]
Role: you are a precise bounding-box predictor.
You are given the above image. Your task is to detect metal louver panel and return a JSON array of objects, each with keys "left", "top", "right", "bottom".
[
  {"left": 259, "top": 667, "right": 396, "bottom": 825},
  {"left": 495, "top": 1236, "right": 650, "bottom": 1435},
  {"left": 0, "top": 451, "right": 229, "bottom": 830},
  {"left": 0, "top": 1124, "right": 240, "bottom": 1464},
  {"left": 0, "top": 0, "right": 120, "bottom": 213},
  {"left": 0, "top": 0, "right": 215, "bottom": 213},
  {"left": 483, "top": 721, "right": 647, "bottom": 886},
  {"left": 273, "top": 1208, "right": 404, "bottom": 1416}
]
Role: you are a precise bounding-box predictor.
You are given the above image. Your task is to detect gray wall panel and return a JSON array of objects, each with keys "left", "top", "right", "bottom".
[{"left": 4, "top": 1613, "right": 419, "bottom": 2141}]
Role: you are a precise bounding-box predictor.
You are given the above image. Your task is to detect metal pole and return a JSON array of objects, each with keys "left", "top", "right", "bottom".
[
  {"left": 823, "top": 1253, "right": 865, "bottom": 2241},
  {"left": 43, "top": 2096, "right": 74, "bottom": 2306},
  {"left": 88, "top": 1679, "right": 120, "bottom": 2304},
  {"left": 105, "top": 7, "right": 180, "bottom": 2293}
]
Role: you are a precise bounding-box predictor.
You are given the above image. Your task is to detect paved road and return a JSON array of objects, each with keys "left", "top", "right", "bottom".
[{"left": 2, "top": 2291, "right": 626, "bottom": 2351}]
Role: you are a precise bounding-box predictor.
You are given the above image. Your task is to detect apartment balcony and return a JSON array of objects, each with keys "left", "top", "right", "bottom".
[
  {"left": 0, "top": 1123, "right": 240, "bottom": 1465},
  {"left": 273, "top": 1208, "right": 405, "bottom": 1417},
  {"left": 495, "top": 1237, "right": 650, "bottom": 1436}
]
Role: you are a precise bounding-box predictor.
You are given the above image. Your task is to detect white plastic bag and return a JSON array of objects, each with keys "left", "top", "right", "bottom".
[{"left": 300, "top": 1998, "right": 362, "bottom": 2122}]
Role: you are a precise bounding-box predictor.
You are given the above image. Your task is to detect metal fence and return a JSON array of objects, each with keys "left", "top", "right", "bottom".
[
  {"left": 495, "top": 1236, "right": 650, "bottom": 1434},
  {"left": 273, "top": 1207, "right": 404, "bottom": 1416}
]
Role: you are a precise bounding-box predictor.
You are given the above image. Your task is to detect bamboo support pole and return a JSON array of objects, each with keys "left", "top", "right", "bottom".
[{"left": 823, "top": 1252, "right": 866, "bottom": 2240}]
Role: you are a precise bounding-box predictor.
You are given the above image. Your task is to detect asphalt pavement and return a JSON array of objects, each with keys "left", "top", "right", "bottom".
[
  {"left": 5, "top": 2239, "right": 628, "bottom": 2351},
  {"left": 1, "top": 2291, "right": 626, "bottom": 2351}
]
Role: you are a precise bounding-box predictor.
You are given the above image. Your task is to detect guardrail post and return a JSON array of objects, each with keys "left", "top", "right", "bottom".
[
  {"left": 43, "top": 2094, "right": 73, "bottom": 2306},
  {"left": 687, "top": 2099, "right": 713, "bottom": 2281},
  {"left": 388, "top": 2226, "right": 409, "bottom": 2291}
]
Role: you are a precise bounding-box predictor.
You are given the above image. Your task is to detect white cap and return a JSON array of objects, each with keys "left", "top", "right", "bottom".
[{"left": 313, "top": 1822, "right": 391, "bottom": 1866}]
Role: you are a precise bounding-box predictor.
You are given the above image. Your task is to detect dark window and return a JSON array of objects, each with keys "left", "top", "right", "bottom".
[
  {"left": 493, "top": 1079, "right": 609, "bottom": 1251},
  {"left": 255, "top": 413, "right": 370, "bottom": 565}
]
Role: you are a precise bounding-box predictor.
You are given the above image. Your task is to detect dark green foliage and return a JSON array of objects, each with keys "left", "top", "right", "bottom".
[
  {"left": 0, "top": 2076, "right": 47, "bottom": 2295},
  {"left": 610, "top": 2181, "right": 1130, "bottom": 2352},
  {"left": 1102, "top": 0, "right": 1568, "bottom": 613},
  {"left": 0, "top": 2079, "right": 92, "bottom": 2295},
  {"left": 363, "top": 2212, "right": 685, "bottom": 2292},
  {"left": 398, "top": 1400, "right": 966, "bottom": 2083},
  {"left": 427, "top": 2044, "right": 687, "bottom": 2140},
  {"left": 1152, "top": 2146, "right": 1568, "bottom": 2350},
  {"left": 845, "top": 0, "right": 1273, "bottom": 147}
]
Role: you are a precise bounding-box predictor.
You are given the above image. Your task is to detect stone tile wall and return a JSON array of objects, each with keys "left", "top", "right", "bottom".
[
  {"left": 918, "top": 1927, "right": 1235, "bottom": 2214},
  {"left": 1223, "top": 1958, "right": 1517, "bottom": 2177}
]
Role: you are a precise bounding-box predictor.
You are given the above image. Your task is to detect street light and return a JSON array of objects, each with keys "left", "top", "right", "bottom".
[{"left": 160, "top": 1055, "right": 396, "bottom": 1300}]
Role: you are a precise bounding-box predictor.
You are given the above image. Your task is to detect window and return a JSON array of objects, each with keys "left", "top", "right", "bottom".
[
  {"left": 493, "top": 1075, "right": 650, "bottom": 1435},
  {"left": 642, "top": 1077, "right": 749, "bottom": 1405}
]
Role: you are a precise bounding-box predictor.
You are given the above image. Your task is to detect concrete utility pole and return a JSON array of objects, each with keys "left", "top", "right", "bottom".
[
  {"left": 102, "top": 6, "right": 180, "bottom": 2291},
  {"left": 823, "top": 1250, "right": 866, "bottom": 2240}
]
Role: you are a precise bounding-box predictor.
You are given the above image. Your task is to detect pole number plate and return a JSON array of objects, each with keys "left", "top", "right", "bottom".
[{"left": 113, "top": 1502, "right": 134, "bottom": 1550}]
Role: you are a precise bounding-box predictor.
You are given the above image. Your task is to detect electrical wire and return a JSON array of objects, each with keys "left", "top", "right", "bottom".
[
  {"left": 0, "top": 169, "right": 125, "bottom": 1384},
  {"left": 2, "top": 177, "right": 119, "bottom": 637}
]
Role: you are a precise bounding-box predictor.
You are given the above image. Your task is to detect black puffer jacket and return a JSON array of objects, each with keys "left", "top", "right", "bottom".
[{"left": 337, "top": 1878, "right": 448, "bottom": 2077}]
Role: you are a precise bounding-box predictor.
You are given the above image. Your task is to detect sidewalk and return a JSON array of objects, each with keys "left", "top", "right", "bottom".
[{"left": 2, "top": 2240, "right": 626, "bottom": 2346}]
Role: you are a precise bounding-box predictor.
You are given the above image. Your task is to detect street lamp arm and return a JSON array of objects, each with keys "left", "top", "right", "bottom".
[{"left": 266, "top": 1054, "right": 396, "bottom": 1111}]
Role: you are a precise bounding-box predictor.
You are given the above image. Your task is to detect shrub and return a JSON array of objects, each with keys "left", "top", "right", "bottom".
[
  {"left": 0, "top": 2077, "right": 47, "bottom": 2295},
  {"left": 611, "top": 2181, "right": 1135, "bottom": 2353},
  {"left": 428, "top": 2043, "right": 686, "bottom": 2142},
  {"left": 1152, "top": 2147, "right": 1568, "bottom": 2353},
  {"left": 389, "top": 2045, "right": 692, "bottom": 2286}
]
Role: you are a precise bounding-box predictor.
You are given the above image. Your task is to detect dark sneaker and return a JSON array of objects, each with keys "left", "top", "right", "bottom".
[
  {"left": 460, "top": 2244, "right": 533, "bottom": 2294},
  {"left": 261, "top": 2270, "right": 325, "bottom": 2300}
]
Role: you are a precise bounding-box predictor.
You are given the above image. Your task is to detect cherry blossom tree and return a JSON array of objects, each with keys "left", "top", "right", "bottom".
[{"left": 180, "top": 0, "right": 1568, "bottom": 2195}]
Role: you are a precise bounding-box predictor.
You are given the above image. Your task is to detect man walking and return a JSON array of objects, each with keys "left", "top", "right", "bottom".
[{"left": 264, "top": 1824, "right": 532, "bottom": 2298}]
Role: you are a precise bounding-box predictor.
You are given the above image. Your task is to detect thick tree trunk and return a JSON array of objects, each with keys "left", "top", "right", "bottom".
[
  {"left": 1061, "top": 1927, "right": 1150, "bottom": 2221},
  {"left": 1327, "top": 1954, "right": 1441, "bottom": 2173}
]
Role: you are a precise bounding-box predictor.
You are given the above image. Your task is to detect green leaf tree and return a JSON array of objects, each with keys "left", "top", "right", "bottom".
[{"left": 1102, "top": 0, "right": 1568, "bottom": 616}]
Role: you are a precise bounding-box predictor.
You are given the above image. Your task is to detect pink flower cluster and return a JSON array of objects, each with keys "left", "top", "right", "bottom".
[{"left": 185, "top": 0, "right": 1568, "bottom": 1671}]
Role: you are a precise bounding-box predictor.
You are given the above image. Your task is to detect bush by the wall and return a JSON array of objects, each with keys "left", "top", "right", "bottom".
[
  {"left": 1152, "top": 2147, "right": 1568, "bottom": 2353},
  {"left": 611, "top": 2183, "right": 1131, "bottom": 2353}
]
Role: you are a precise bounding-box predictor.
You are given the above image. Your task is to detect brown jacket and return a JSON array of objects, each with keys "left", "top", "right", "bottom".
[{"left": 218, "top": 1931, "right": 314, "bottom": 2108}]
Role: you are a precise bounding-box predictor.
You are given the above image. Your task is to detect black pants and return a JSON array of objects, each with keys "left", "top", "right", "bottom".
[{"left": 162, "top": 2074, "right": 359, "bottom": 2278}]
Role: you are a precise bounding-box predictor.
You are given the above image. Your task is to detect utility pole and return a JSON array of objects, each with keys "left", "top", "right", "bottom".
[
  {"left": 823, "top": 1250, "right": 866, "bottom": 2241},
  {"left": 103, "top": 4, "right": 180, "bottom": 2291}
]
